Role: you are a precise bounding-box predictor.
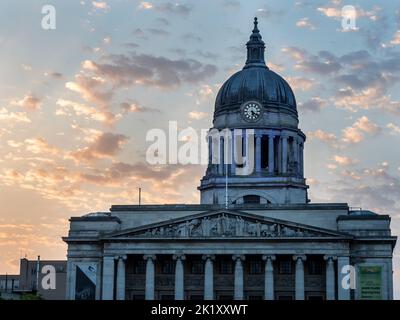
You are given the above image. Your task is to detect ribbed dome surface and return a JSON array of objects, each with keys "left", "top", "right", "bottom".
[
  {"left": 215, "top": 66, "right": 297, "bottom": 111},
  {"left": 214, "top": 17, "right": 297, "bottom": 113}
]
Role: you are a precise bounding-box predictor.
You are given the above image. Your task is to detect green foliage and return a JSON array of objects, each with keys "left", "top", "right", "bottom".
[{"left": 19, "top": 293, "right": 43, "bottom": 300}]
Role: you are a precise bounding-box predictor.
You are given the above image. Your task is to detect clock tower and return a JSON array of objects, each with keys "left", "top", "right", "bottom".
[{"left": 198, "top": 18, "right": 309, "bottom": 205}]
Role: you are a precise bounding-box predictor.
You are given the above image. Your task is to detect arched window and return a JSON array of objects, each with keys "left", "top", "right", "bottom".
[{"left": 243, "top": 195, "right": 261, "bottom": 204}]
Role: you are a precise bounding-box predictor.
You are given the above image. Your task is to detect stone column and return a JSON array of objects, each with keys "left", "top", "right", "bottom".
[
  {"left": 268, "top": 134, "right": 274, "bottom": 174},
  {"left": 102, "top": 256, "right": 115, "bottom": 300},
  {"left": 282, "top": 135, "right": 288, "bottom": 174},
  {"left": 65, "top": 260, "right": 74, "bottom": 300},
  {"left": 208, "top": 136, "right": 212, "bottom": 165},
  {"left": 231, "top": 130, "right": 236, "bottom": 175},
  {"left": 233, "top": 255, "right": 245, "bottom": 300},
  {"left": 218, "top": 136, "right": 224, "bottom": 175},
  {"left": 293, "top": 137, "right": 299, "bottom": 176},
  {"left": 262, "top": 255, "right": 275, "bottom": 300},
  {"left": 293, "top": 255, "right": 306, "bottom": 300},
  {"left": 277, "top": 136, "right": 282, "bottom": 173},
  {"left": 324, "top": 256, "right": 336, "bottom": 300},
  {"left": 116, "top": 255, "right": 127, "bottom": 300},
  {"left": 173, "top": 254, "right": 185, "bottom": 300},
  {"left": 300, "top": 142, "right": 304, "bottom": 177},
  {"left": 144, "top": 254, "right": 156, "bottom": 300},
  {"left": 202, "top": 255, "right": 215, "bottom": 300},
  {"left": 337, "top": 256, "right": 351, "bottom": 300},
  {"left": 255, "top": 133, "right": 262, "bottom": 173}
]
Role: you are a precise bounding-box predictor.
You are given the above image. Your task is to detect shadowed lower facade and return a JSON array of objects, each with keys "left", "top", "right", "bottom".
[{"left": 63, "top": 18, "right": 396, "bottom": 300}]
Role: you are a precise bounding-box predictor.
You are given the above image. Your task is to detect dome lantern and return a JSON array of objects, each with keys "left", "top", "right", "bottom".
[{"left": 244, "top": 17, "right": 267, "bottom": 69}]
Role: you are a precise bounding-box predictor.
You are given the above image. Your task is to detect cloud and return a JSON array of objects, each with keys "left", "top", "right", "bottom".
[
  {"left": 317, "top": 5, "right": 381, "bottom": 21},
  {"left": 319, "top": 162, "right": 400, "bottom": 216},
  {"left": 56, "top": 99, "right": 119, "bottom": 125},
  {"left": 138, "top": 2, "right": 193, "bottom": 16},
  {"left": 317, "top": 4, "right": 387, "bottom": 48},
  {"left": 333, "top": 155, "right": 357, "bottom": 166},
  {"left": 0, "top": 107, "right": 31, "bottom": 123},
  {"left": 299, "top": 51, "right": 341, "bottom": 74},
  {"left": 390, "top": 30, "right": 400, "bottom": 45},
  {"left": 286, "top": 76, "right": 315, "bottom": 91},
  {"left": 307, "top": 129, "right": 339, "bottom": 148},
  {"left": 120, "top": 101, "right": 159, "bottom": 113},
  {"left": 281, "top": 46, "right": 307, "bottom": 61},
  {"left": 188, "top": 111, "right": 208, "bottom": 120},
  {"left": 44, "top": 71, "right": 63, "bottom": 79},
  {"left": 342, "top": 116, "right": 380, "bottom": 143},
  {"left": 155, "top": 17, "right": 170, "bottom": 26},
  {"left": 256, "top": 7, "right": 285, "bottom": 19},
  {"left": 137, "top": 1, "right": 153, "bottom": 10},
  {"left": 298, "top": 97, "right": 327, "bottom": 113},
  {"left": 222, "top": 0, "right": 240, "bottom": 8},
  {"left": 296, "top": 17, "right": 315, "bottom": 30},
  {"left": 317, "top": 7, "right": 341, "bottom": 18},
  {"left": 92, "top": 1, "right": 110, "bottom": 11},
  {"left": 283, "top": 46, "right": 400, "bottom": 115},
  {"left": 24, "top": 138, "right": 59, "bottom": 155},
  {"left": 386, "top": 123, "right": 400, "bottom": 135},
  {"left": 69, "top": 132, "right": 128, "bottom": 162},
  {"left": 132, "top": 28, "right": 148, "bottom": 39},
  {"left": 65, "top": 73, "right": 112, "bottom": 106},
  {"left": 12, "top": 94, "right": 41, "bottom": 111},
  {"left": 147, "top": 28, "right": 170, "bottom": 37},
  {"left": 181, "top": 33, "right": 203, "bottom": 42},
  {"left": 82, "top": 53, "right": 216, "bottom": 89},
  {"left": 156, "top": 2, "right": 193, "bottom": 15}
]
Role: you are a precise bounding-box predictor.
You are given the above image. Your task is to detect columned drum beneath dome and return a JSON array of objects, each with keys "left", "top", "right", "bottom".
[{"left": 199, "top": 18, "right": 308, "bottom": 205}]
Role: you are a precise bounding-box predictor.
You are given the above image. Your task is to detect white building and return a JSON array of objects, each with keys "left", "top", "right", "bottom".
[{"left": 63, "top": 18, "right": 396, "bottom": 300}]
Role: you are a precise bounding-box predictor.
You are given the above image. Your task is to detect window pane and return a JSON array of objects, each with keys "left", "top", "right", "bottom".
[{"left": 279, "top": 260, "right": 292, "bottom": 274}]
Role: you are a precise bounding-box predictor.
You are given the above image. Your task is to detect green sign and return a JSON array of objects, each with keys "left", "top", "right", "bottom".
[{"left": 358, "top": 266, "right": 382, "bottom": 300}]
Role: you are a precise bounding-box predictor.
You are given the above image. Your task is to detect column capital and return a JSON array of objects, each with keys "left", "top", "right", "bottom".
[
  {"left": 115, "top": 255, "right": 127, "bottom": 261},
  {"left": 324, "top": 255, "right": 337, "bottom": 261},
  {"left": 255, "top": 132, "right": 263, "bottom": 138},
  {"left": 262, "top": 255, "right": 276, "bottom": 261},
  {"left": 293, "top": 254, "right": 307, "bottom": 261},
  {"left": 232, "top": 254, "right": 245, "bottom": 261},
  {"left": 143, "top": 254, "right": 156, "bottom": 261},
  {"left": 202, "top": 254, "right": 215, "bottom": 261},
  {"left": 173, "top": 254, "right": 186, "bottom": 261}
]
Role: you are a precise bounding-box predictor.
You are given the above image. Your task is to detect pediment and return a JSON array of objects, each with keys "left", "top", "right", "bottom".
[{"left": 106, "top": 210, "right": 351, "bottom": 240}]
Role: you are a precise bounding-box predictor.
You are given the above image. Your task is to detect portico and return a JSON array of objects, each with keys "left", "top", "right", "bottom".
[{"left": 100, "top": 251, "right": 344, "bottom": 300}]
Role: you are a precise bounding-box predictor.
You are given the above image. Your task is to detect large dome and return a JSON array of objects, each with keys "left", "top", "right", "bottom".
[
  {"left": 215, "top": 67, "right": 296, "bottom": 111},
  {"left": 214, "top": 18, "right": 296, "bottom": 113}
]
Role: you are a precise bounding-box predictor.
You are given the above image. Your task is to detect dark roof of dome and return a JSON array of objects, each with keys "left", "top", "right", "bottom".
[{"left": 215, "top": 18, "right": 296, "bottom": 112}]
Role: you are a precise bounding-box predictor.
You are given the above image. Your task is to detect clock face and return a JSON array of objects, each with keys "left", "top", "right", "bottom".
[{"left": 242, "top": 102, "right": 262, "bottom": 121}]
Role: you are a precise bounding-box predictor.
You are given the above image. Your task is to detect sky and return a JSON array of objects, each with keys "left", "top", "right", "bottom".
[{"left": 0, "top": 0, "right": 399, "bottom": 298}]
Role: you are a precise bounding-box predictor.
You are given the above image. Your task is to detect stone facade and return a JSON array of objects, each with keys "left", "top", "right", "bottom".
[
  {"left": 63, "top": 18, "right": 396, "bottom": 300},
  {"left": 63, "top": 205, "right": 396, "bottom": 300}
]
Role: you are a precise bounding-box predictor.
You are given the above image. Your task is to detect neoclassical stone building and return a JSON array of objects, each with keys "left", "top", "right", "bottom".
[{"left": 63, "top": 18, "right": 396, "bottom": 300}]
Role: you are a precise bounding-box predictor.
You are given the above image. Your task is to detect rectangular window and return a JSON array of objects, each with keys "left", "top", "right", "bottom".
[
  {"left": 219, "top": 260, "right": 233, "bottom": 274},
  {"left": 308, "top": 260, "right": 323, "bottom": 275},
  {"left": 161, "top": 260, "right": 175, "bottom": 274},
  {"left": 279, "top": 260, "right": 292, "bottom": 274},
  {"left": 249, "top": 260, "right": 263, "bottom": 274},
  {"left": 133, "top": 260, "right": 146, "bottom": 274},
  {"left": 190, "top": 260, "right": 204, "bottom": 274}
]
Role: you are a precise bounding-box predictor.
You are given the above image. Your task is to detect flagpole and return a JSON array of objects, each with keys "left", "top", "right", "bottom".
[{"left": 225, "top": 161, "right": 228, "bottom": 209}]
